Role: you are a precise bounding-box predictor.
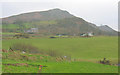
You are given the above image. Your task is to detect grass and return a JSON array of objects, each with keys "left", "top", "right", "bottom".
[
  {"left": 2, "top": 32, "right": 16, "bottom": 35},
  {"left": 2, "top": 36, "right": 118, "bottom": 73},
  {"left": 3, "top": 65, "right": 38, "bottom": 73},
  {"left": 2, "top": 61, "right": 118, "bottom": 73},
  {"left": 2, "top": 36, "right": 118, "bottom": 59},
  {"left": 41, "top": 62, "right": 118, "bottom": 73},
  {"left": 3, "top": 24, "right": 19, "bottom": 29},
  {"left": 3, "top": 20, "right": 57, "bottom": 30}
]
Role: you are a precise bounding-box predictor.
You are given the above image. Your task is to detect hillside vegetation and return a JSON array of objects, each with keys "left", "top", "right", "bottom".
[{"left": 2, "top": 8, "right": 117, "bottom": 36}]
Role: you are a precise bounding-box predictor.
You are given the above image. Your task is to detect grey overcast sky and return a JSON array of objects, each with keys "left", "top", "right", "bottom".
[{"left": 0, "top": 0, "right": 119, "bottom": 31}]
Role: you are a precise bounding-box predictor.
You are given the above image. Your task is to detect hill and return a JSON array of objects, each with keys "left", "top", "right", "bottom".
[
  {"left": 98, "top": 25, "right": 117, "bottom": 36},
  {"left": 2, "top": 8, "right": 117, "bottom": 36},
  {"left": 2, "top": 8, "right": 74, "bottom": 23}
]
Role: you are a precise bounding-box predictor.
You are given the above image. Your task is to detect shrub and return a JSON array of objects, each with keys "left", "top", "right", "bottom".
[
  {"left": 13, "top": 33, "right": 29, "bottom": 39},
  {"left": 99, "top": 58, "right": 111, "bottom": 65},
  {"left": 11, "top": 43, "right": 39, "bottom": 54},
  {"left": 28, "top": 56, "right": 37, "bottom": 61},
  {"left": 65, "top": 55, "right": 71, "bottom": 61},
  {"left": 49, "top": 37, "right": 56, "bottom": 38},
  {"left": 47, "top": 50, "right": 63, "bottom": 57}
]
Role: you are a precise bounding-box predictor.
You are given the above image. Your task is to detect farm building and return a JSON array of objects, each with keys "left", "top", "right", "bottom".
[
  {"left": 80, "top": 32, "right": 94, "bottom": 37},
  {"left": 88, "top": 32, "right": 94, "bottom": 36},
  {"left": 25, "top": 28, "right": 38, "bottom": 33}
]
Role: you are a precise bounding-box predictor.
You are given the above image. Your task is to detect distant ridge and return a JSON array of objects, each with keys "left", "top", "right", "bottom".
[
  {"left": 2, "top": 8, "right": 75, "bottom": 23},
  {"left": 2, "top": 8, "right": 118, "bottom": 36},
  {"left": 98, "top": 25, "right": 116, "bottom": 32}
]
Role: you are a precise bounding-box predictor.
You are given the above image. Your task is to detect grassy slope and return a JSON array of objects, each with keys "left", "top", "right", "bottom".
[{"left": 3, "top": 20, "right": 57, "bottom": 29}]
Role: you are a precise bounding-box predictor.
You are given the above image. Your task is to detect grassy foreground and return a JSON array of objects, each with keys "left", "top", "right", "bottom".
[
  {"left": 2, "top": 36, "right": 118, "bottom": 73},
  {"left": 2, "top": 61, "right": 118, "bottom": 73}
]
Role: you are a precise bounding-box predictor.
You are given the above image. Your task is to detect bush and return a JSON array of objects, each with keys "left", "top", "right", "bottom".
[
  {"left": 99, "top": 58, "right": 111, "bottom": 65},
  {"left": 11, "top": 43, "right": 39, "bottom": 54},
  {"left": 47, "top": 50, "right": 63, "bottom": 57},
  {"left": 13, "top": 33, "right": 29, "bottom": 39}
]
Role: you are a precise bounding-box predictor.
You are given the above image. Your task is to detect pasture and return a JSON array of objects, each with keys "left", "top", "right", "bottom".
[
  {"left": 2, "top": 36, "right": 118, "bottom": 73},
  {"left": 2, "top": 36, "right": 118, "bottom": 59},
  {"left": 2, "top": 61, "right": 118, "bottom": 73}
]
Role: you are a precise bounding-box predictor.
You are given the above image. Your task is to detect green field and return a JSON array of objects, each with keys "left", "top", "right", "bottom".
[
  {"left": 2, "top": 36, "right": 118, "bottom": 59},
  {"left": 2, "top": 61, "right": 118, "bottom": 73},
  {"left": 2, "top": 36, "right": 118, "bottom": 73},
  {"left": 2, "top": 32, "right": 16, "bottom": 35}
]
